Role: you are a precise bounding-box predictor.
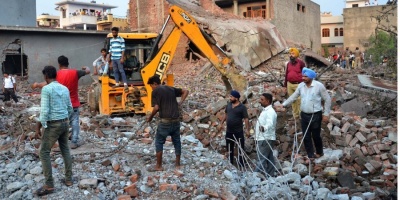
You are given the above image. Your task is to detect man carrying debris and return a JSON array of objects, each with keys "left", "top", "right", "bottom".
[
  {"left": 219, "top": 90, "right": 250, "bottom": 169},
  {"left": 32, "top": 56, "right": 90, "bottom": 149},
  {"left": 254, "top": 93, "right": 277, "bottom": 176},
  {"left": 146, "top": 75, "right": 189, "bottom": 171},
  {"left": 276, "top": 68, "right": 331, "bottom": 161},
  {"left": 284, "top": 48, "right": 305, "bottom": 120},
  {"left": 35, "top": 66, "right": 73, "bottom": 196},
  {"left": 2, "top": 72, "right": 18, "bottom": 103}
]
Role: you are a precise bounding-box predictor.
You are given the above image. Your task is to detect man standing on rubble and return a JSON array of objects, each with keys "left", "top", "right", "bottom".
[
  {"left": 275, "top": 68, "right": 331, "bottom": 161},
  {"left": 2, "top": 72, "right": 18, "bottom": 103},
  {"left": 32, "top": 56, "right": 90, "bottom": 149},
  {"left": 35, "top": 66, "right": 73, "bottom": 196},
  {"left": 219, "top": 90, "right": 250, "bottom": 169},
  {"left": 284, "top": 48, "right": 305, "bottom": 119},
  {"left": 255, "top": 93, "right": 277, "bottom": 176},
  {"left": 146, "top": 75, "right": 189, "bottom": 171}
]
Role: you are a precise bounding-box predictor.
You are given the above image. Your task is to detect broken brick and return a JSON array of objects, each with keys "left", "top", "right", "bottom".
[{"left": 159, "top": 183, "right": 178, "bottom": 191}]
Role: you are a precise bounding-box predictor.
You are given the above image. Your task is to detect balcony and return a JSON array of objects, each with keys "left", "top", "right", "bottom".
[{"left": 60, "top": 15, "right": 97, "bottom": 27}]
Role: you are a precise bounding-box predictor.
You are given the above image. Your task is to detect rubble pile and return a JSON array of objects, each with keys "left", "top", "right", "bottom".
[{"left": 0, "top": 51, "right": 397, "bottom": 199}]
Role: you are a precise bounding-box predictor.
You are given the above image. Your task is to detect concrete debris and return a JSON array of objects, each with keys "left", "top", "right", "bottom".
[{"left": 0, "top": 37, "right": 397, "bottom": 200}]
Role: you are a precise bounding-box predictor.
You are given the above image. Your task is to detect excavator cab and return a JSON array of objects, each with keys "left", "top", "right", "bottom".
[{"left": 103, "top": 33, "right": 158, "bottom": 86}]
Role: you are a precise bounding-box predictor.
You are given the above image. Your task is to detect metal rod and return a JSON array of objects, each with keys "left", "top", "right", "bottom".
[
  {"left": 159, "top": 15, "right": 170, "bottom": 34},
  {"left": 20, "top": 41, "right": 23, "bottom": 77}
]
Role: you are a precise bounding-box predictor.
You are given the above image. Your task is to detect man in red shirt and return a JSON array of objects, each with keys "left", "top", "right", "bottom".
[
  {"left": 57, "top": 56, "right": 90, "bottom": 148},
  {"left": 32, "top": 56, "right": 90, "bottom": 149},
  {"left": 284, "top": 48, "right": 305, "bottom": 119}
]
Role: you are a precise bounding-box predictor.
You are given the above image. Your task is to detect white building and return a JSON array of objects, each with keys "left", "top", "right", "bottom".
[
  {"left": 37, "top": 14, "right": 60, "bottom": 28},
  {"left": 321, "top": 12, "right": 344, "bottom": 48},
  {"left": 55, "top": 0, "right": 117, "bottom": 30},
  {"left": 345, "top": 0, "right": 369, "bottom": 8}
]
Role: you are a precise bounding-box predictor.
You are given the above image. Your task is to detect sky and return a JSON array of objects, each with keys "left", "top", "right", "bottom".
[
  {"left": 312, "top": 0, "right": 389, "bottom": 16},
  {"left": 36, "top": 0, "right": 129, "bottom": 17}
]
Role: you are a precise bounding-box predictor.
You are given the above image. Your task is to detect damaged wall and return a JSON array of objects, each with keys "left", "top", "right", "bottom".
[
  {"left": 0, "top": 27, "right": 106, "bottom": 84},
  {"left": 129, "top": 0, "right": 287, "bottom": 68},
  {"left": 343, "top": 5, "right": 397, "bottom": 52},
  {"left": 270, "top": 0, "right": 321, "bottom": 51}
]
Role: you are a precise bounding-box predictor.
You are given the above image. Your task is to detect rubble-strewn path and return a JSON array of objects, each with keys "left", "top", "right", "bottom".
[{"left": 0, "top": 51, "right": 397, "bottom": 200}]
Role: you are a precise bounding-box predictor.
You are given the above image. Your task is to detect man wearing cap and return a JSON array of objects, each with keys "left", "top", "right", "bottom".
[
  {"left": 276, "top": 68, "right": 331, "bottom": 161},
  {"left": 219, "top": 90, "right": 250, "bottom": 169},
  {"left": 284, "top": 48, "right": 305, "bottom": 119}
]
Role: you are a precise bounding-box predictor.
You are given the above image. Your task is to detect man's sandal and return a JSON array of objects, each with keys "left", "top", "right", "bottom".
[
  {"left": 61, "top": 178, "right": 73, "bottom": 186},
  {"left": 36, "top": 186, "right": 55, "bottom": 196}
]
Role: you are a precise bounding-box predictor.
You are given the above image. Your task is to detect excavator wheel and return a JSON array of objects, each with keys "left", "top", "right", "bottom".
[{"left": 88, "top": 82, "right": 101, "bottom": 113}]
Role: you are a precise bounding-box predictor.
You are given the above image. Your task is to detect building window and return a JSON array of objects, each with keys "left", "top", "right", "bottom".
[
  {"left": 302, "top": 5, "right": 306, "bottom": 13},
  {"left": 297, "top": 3, "right": 305, "bottom": 13},
  {"left": 340, "top": 28, "right": 344, "bottom": 36},
  {"left": 334, "top": 28, "right": 339, "bottom": 36},
  {"left": 244, "top": 5, "right": 266, "bottom": 19},
  {"left": 352, "top": 4, "right": 359, "bottom": 7},
  {"left": 322, "top": 28, "right": 330, "bottom": 37},
  {"left": 297, "top": 3, "right": 301, "bottom": 11}
]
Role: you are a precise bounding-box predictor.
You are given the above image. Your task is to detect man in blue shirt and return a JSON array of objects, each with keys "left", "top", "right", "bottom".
[
  {"left": 35, "top": 66, "right": 73, "bottom": 196},
  {"left": 108, "top": 27, "right": 128, "bottom": 88}
]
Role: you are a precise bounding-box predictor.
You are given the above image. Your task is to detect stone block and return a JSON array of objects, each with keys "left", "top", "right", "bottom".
[
  {"left": 79, "top": 178, "right": 98, "bottom": 189},
  {"left": 337, "top": 171, "right": 356, "bottom": 189}
]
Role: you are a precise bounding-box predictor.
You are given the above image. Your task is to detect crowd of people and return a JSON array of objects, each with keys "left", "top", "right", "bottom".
[{"left": 328, "top": 47, "right": 367, "bottom": 69}]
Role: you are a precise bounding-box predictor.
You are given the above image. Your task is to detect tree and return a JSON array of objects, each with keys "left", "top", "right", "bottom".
[{"left": 366, "top": 3, "right": 397, "bottom": 75}]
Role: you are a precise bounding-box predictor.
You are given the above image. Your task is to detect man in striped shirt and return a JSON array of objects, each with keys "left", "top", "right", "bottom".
[
  {"left": 108, "top": 27, "right": 128, "bottom": 88},
  {"left": 35, "top": 66, "right": 73, "bottom": 196}
]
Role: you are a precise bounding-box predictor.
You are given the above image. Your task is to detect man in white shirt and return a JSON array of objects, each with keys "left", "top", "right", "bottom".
[
  {"left": 255, "top": 93, "right": 277, "bottom": 176},
  {"left": 275, "top": 68, "right": 331, "bottom": 160},
  {"left": 3, "top": 73, "right": 18, "bottom": 103}
]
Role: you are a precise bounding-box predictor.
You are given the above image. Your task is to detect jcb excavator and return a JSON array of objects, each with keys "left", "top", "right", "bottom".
[{"left": 88, "top": 5, "right": 247, "bottom": 115}]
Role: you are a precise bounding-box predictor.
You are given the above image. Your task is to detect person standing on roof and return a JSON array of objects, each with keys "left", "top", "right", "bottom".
[
  {"left": 108, "top": 27, "right": 128, "bottom": 88},
  {"left": 284, "top": 48, "right": 305, "bottom": 120}
]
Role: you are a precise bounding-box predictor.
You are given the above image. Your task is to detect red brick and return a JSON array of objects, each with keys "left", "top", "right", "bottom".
[
  {"left": 361, "top": 146, "right": 368, "bottom": 155},
  {"left": 353, "top": 163, "right": 362, "bottom": 175},
  {"left": 124, "top": 183, "right": 138, "bottom": 197},
  {"left": 147, "top": 176, "right": 155, "bottom": 187},
  {"left": 381, "top": 153, "right": 388, "bottom": 160},
  {"left": 349, "top": 137, "right": 359, "bottom": 147},
  {"left": 390, "top": 143, "right": 397, "bottom": 154},
  {"left": 204, "top": 189, "right": 220, "bottom": 198},
  {"left": 220, "top": 188, "right": 237, "bottom": 200},
  {"left": 388, "top": 153, "right": 397, "bottom": 164},
  {"left": 367, "top": 146, "right": 375, "bottom": 155},
  {"left": 117, "top": 195, "right": 132, "bottom": 200},
  {"left": 372, "top": 145, "right": 381, "bottom": 154},
  {"left": 353, "top": 148, "right": 364, "bottom": 158},
  {"left": 385, "top": 180, "right": 395, "bottom": 187},
  {"left": 345, "top": 134, "right": 353, "bottom": 145},
  {"left": 382, "top": 160, "right": 392, "bottom": 168},
  {"left": 355, "top": 132, "right": 367, "bottom": 143},
  {"left": 364, "top": 163, "right": 376, "bottom": 174},
  {"left": 378, "top": 144, "right": 391, "bottom": 151},
  {"left": 366, "top": 133, "right": 377, "bottom": 142},
  {"left": 174, "top": 169, "right": 184, "bottom": 177},
  {"left": 130, "top": 174, "right": 139, "bottom": 183},
  {"left": 359, "top": 126, "right": 371, "bottom": 134},
  {"left": 369, "top": 160, "right": 382, "bottom": 170},
  {"left": 341, "top": 122, "right": 351, "bottom": 133},
  {"left": 159, "top": 183, "right": 178, "bottom": 191},
  {"left": 141, "top": 138, "right": 153, "bottom": 144},
  {"left": 384, "top": 169, "right": 397, "bottom": 175}
]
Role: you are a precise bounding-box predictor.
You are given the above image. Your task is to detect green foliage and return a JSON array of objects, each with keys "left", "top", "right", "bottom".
[
  {"left": 366, "top": 31, "right": 397, "bottom": 74},
  {"left": 322, "top": 45, "right": 329, "bottom": 58}
]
